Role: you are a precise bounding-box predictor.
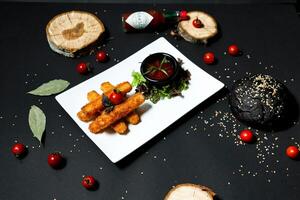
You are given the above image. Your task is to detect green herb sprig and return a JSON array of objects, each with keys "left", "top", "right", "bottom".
[{"left": 144, "top": 56, "right": 169, "bottom": 76}]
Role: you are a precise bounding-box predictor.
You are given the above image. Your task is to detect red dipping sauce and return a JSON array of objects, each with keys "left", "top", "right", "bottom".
[
  {"left": 141, "top": 52, "right": 179, "bottom": 86},
  {"left": 144, "top": 57, "right": 174, "bottom": 81}
]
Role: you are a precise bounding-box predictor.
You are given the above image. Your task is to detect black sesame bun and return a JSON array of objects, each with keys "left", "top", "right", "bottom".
[{"left": 229, "top": 74, "right": 294, "bottom": 130}]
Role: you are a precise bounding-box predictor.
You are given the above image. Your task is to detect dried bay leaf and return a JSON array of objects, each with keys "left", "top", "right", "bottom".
[
  {"left": 28, "top": 105, "right": 46, "bottom": 143},
  {"left": 28, "top": 79, "right": 70, "bottom": 96}
]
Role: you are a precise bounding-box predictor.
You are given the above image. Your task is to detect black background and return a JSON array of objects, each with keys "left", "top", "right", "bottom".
[
  {"left": 0, "top": 0, "right": 297, "bottom": 4},
  {"left": 0, "top": 2, "right": 300, "bottom": 200}
]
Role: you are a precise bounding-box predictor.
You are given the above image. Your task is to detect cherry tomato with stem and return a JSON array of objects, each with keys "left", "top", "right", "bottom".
[
  {"left": 109, "top": 90, "right": 123, "bottom": 105},
  {"left": 82, "top": 176, "right": 97, "bottom": 190},
  {"left": 192, "top": 18, "right": 203, "bottom": 28}
]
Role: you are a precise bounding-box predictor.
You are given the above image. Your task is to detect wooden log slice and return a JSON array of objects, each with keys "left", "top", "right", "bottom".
[
  {"left": 46, "top": 11, "right": 105, "bottom": 57},
  {"left": 178, "top": 11, "right": 218, "bottom": 44},
  {"left": 164, "top": 183, "right": 216, "bottom": 200}
]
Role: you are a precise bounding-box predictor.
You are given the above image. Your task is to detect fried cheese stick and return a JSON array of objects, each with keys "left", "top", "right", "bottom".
[
  {"left": 100, "top": 82, "right": 128, "bottom": 134},
  {"left": 77, "top": 90, "right": 102, "bottom": 122},
  {"left": 77, "top": 82, "right": 132, "bottom": 122},
  {"left": 85, "top": 87, "right": 129, "bottom": 134},
  {"left": 102, "top": 82, "right": 140, "bottom": 125},
  {"left": 100, "top": 82, "right": 114, "bottom": 93},
  {"left": 125, "top": 112, "right": 140, "bottom": 124},
  {"left": 87, "top": 90, "right": 101, "bottom": 102},
  {"left": 110, "top": 121, "right": 128, "bottom": 135},
  {"left": 89, "top": 93, "right": 145, "bottom": 133}
]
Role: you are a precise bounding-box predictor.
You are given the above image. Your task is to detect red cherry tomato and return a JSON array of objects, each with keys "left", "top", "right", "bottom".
[
  {"left": 96, "top": 51, "right": 108, "bottom": 62},
  {"left": 76, "top": 62, "right": 89, "bottom": 74},
  {"left": 48, "top": 153, "right": 64, "bottom": 169},
  {"left": 228, "top": 44, "right": 239, "bottom": 56},
  {"left": 192, "top": 18, "right": 203, "bottom": 28},
  {"left": 11, "top": 143, "right": 26, "bottom": 157},
  {"left": 109, "top": 91, "right": 123, "bottom": 105},
  {"left": 239, "top": 129, "right": 254, "bottom": 143},
  {"left": 203, "top": 52, "right": 215, "bottom": 64},
  {"left": 82, "top": 176, "right": 96, "bottom": 190},
  {"left": 286, "top": 146, "right": 299, "bottom": 159}
]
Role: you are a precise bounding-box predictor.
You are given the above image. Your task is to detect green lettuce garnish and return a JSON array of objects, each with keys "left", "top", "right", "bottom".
[
  {"left": 131, "top": 70, "right": 190, "bottom": 104},
  {"left": 131, "top": 71, "right": 146, "bottom": 87}
]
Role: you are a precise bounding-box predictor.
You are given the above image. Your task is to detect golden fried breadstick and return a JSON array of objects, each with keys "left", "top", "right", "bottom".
[
  {"left": 89, "top": 93, "right": 145, "bottom": 133},
  {"left": 111, "top": 121, "right": 128, "bottom": 134},
  {"left": 100, "top": 82, "right": 128, "bottom": 134},
  {"left": 87, "top": 90, "right": 100, "bottom": 102},
  {"left": 126, "top": 111, "right": 140, "bottom": 125},
  {"left": 78, "top": 82, "right": 132, "bottom": 122}
]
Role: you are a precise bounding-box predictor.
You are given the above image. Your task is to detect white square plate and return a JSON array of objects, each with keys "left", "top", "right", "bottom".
[{"left": 56, "top": 37, "right": 224, "bottom": 163}]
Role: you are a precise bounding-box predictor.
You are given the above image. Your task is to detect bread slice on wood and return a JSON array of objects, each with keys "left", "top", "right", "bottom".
[
  {"left": 178, "top": 11, "right": 218, "bottom": 44},
  {"left": 164, "top": 183, "right": 216, "bottom": 200},
  {"left": 46, "top": 11, "right": 105, "bottom": 57}
]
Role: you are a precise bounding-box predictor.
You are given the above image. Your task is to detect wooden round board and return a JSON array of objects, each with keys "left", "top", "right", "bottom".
[
  {"left": 164, "top": 183, "right": 216, "bottom": 200},
  {"left": 178, "top": 11, "right": 218, "bottom": 44},
  {"left": 46, "top": 10, "right": 105, "bottom": 57}
]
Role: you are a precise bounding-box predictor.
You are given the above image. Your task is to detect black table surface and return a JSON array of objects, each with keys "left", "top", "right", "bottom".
[{"left": 1, "top": 2, "right": 300, "bottom": 200}]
